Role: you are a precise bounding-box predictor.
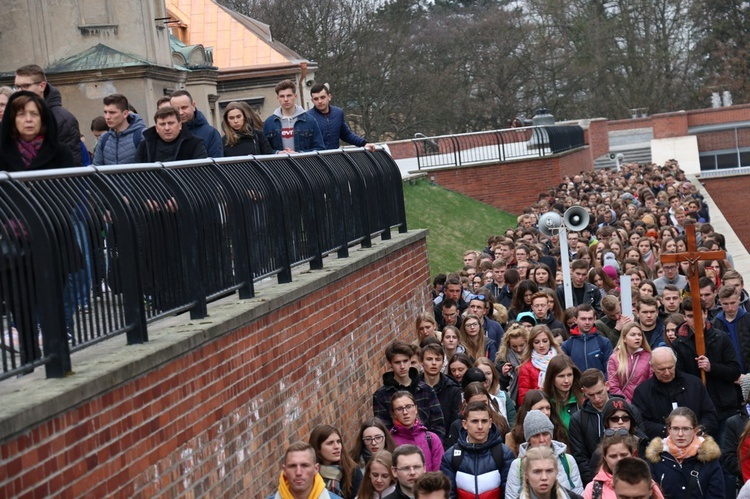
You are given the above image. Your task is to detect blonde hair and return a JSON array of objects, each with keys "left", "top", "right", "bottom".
[
  {"left": 474, "top": 357, "right": 500, "bottom": 394},
  {"left": 614, "top": 322, "right": 651, "bottom": 383},
  {"left": 357, "top": 450, "right": 394, "bottom": 499},
  {"left": 520, "top": 325, "right": 558, "bottom": 364},
  {"left": 496, "top": 323, "right": 528, "bottom": 364},
  {"left": 522, "top": 446, "right": 564, "bottom": 498}
]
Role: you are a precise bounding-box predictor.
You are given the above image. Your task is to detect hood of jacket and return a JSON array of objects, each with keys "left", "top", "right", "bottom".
[
  {"left": 0, "top": 91, "right": 59, "bottom": 148},
  {"left": 456, "top": 423, "right": 502, "bottom": 451},
  {"left": 43, "top": 83, "right": 63, "bottom": 109},
  {"left": 382, "top": 367, "right": 420, "bottom": 390},
  {"left": 106, "top": 113, "right": 146, "bottom": 139},
  {"left": 569, "top": 325, "right": 599, "bottom": 337},
  {"left": 185, "top": 109, "right": 210, "bottom": 130},
  {"left": 391, "top": 419, "right": 429, "bottom": 439},
  {"left": 645, "top": 436, "right": 721, "bottom": 463},
  {"left": 273, "top": 105, "right": 307, "bottom": 120},
  {"left": 518, "top": 439, "right": 568, "bottom": 458},
  {"left": 592, "top": 467, "right": 613, "bottom": 487}
]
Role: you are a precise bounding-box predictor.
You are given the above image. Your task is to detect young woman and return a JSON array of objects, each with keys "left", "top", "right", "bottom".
[
  {"left": 221, "top": 101, "right": 274, "bottom": 156},
  {"left": 588, "top": 267, "right": 616, "bottom": 298},
  {"left": 389, "top": 391, "right": 443, "bottom": 472},
  {"left": 415, "top": 313, "right": 439, "bottom": 342},
  {"left": 583, "top": 432, "right": 664, "bottom": 499},
  {"left": 496, "top": 323, "right": 528, "bottom": 404},
  {"left": 507, "top": 390, "right": 568, "bottom": 456},
  {"left": 472, "top": 274, "right": 484, "bottom": 293},
  {"left": 441, "top": 326, "right": 465, "bottom": 373},
  {"left": 459, "top": 314, "right": 497, "bottom": 362},
  {"left": 533, "top": 264, "right": 556, "bottom": 290},
  {"left": 350, "top": 418, "right": 397, "bottom": 469},
  {"left": 517, "top": 326, "right": 560, "bottom": 405},
  {"left": 646, "top": 407, "right": 724, "bottom": 498},
  {"left": 0, "top": 91, "right": 75, "bottom": 171},
  {"left": 542, "top": 355, "right": 583, "bottom": 431},
  {"left": 519, "top": 446, "right": 583, "bottom": 499},
  {"left": 448, "top": 353, "right": 473, "bottom": 384},
  {"left": 663, "top": 314, "right": 683, "bottom": 346},
  {"left": 607, "top": 323, "right": 652, "bottom": 403},
  {"left": 356, "top": 450, "right": 395, "bottom": 499},
  {"left": 638, "top": 280, "right": 658, "bottom": 298},
  {"left": 509, "top": 280, "right": 539, "bottom": 321},
  {"left": 637, "top": 237, "right": 656, "bottom": 271},
  {"left": 309, "top": 424, "right": 363, "bottom": 499},
  {"left": 475, "top": 357, "right": 515, "bottom": 426}
]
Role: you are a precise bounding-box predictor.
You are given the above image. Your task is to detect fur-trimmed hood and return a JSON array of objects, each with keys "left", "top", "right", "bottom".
[{"left": 645, "top": 436, "right": 721, "bottom": 463}]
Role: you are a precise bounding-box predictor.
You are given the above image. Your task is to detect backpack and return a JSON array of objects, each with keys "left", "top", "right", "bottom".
[
  {"left": 592, "top": 480, "right": 603, "bottom": 499},
  {"left": 450, "top": 441, "right": 505, "bottom": 473}
]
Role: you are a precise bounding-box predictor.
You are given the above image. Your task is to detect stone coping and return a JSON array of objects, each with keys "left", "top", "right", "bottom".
[{"left": 0, "top": 230, "right": 428, "bottom": 441}]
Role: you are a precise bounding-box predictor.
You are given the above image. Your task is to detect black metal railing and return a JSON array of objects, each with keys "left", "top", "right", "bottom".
[
  {"left": 412, "top": 125, "right": 586, "bottom": 169},
  {"left": 0, "top": 149, "right": 407, "bottom": 381}
]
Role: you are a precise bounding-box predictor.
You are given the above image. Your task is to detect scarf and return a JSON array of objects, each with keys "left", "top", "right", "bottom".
[
  {"left": 319, "top": 464, "right": 344, "bottom": 496},
  {"left": 16, "top": 135, "right": 44, "bottom": 169},
  {"left": 532, "top": 348, "right": 556, "bottom": 388},
  {"left": 275, "top": 471, "right": 327, "bottom": 499},
  {"left": 664, "top": 435, "right": 703, "bottom": 463}
]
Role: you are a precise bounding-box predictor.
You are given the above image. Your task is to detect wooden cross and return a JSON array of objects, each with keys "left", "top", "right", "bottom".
[{"left": 660, "top": 225, "right": 726, "bottom": 384}]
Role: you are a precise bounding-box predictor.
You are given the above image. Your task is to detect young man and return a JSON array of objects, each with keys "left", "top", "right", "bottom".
[
  {"left": 270, "top": 441, "right": 342, "bottom": 499},
  {"left": 385, "top": 445, "right": 426, "bottom": 499},
  {"left": 530, "top": 292, "right": 565, "bottom": 332},
  {"left": 169, "top": 90, "right": 223, "bottom": 158},
  {"left": 93, "top": 93, "right": 145, "bottom": 165},
  {"left": 412, "top": 472, "right": 450, "bottom": 499},
  {"left": 653, "top": 253, "right": 687, "bottom": 294},
  {"left": 612, "top": 457, "right": 653, "bottom": 499},
  {"left": 713, "top": 285, "right": 750, "bottom": 378},
  {"left": 419, "top": 344, "right": 462, "bottom": 430},
  {"left": 722, "top": 270, "right": 749, "bottom": 312},
  {"left": 636, "top": 296, "right": 666, "bottom": 350},
  {"left": 15, "top": 64, "right": 82, "bottom": 165},
  {"left": 308, "top": 83, "right": 374, "bottom": 151},
  {"left": 436, "top": 299, "right": 461, "bottom": 331},
  {"left": 263, "top": 79, "right": 324, "bottom": 153},
  {"left": 595, "top": 295, "right": 632, "bottom": 348},
  {"left": 698, "top": 277, "right": 722, "bottom": 322},
  {"left": 659, "top": 284, "right": 682, "bottom": 317},
  {"left": 561, "top": 304, "right": 613, "bottom": 376},
  {"left": 440, "top": 401, "right": 515, "bottom": 498},
  {"left": 555, "top": 259, "right": 602, "bottom": 314},
  {"left": 373, "top": 341, "right": 445, "bottom": 439},
  {"left": 134, "top": 107, "right": 208, "bottom": 162}
]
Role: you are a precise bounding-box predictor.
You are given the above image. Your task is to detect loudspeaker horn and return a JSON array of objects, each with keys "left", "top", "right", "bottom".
[
  {"left": 564, "top": 206, "right": 590, "bottom": 231},
  {"left": 538, "top": 211, "right": 563, "bottom": 237}
]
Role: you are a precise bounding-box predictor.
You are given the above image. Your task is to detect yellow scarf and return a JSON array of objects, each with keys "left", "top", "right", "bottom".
[
  {"left": 276, "top": 471, "right": 328, "bottom": 499},
  {"left": 665, "top": 435, "right": 703, "bottom": 463}
]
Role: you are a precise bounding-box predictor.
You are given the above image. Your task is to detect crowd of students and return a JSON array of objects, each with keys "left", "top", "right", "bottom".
[{"left": 272, "top": 160, "right": 750, "bottom": 499}]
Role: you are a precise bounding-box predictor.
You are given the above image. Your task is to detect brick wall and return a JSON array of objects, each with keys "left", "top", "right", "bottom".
[
  {"left": 702, "top": 178, "right": 750, "bottom": 253},
  {"left": 697, "top": 129, "right": 750, "bottom": 152},
  {"left": 587, "top": 119, "right": 610, "bottom": 162},
  {"left": 429, "top": 147, "right": 593, "bottom": 214},
  {"left": 652, "top": 112, "right": 689, "bottom": 139},
  {"left": 0, "top": 232, "right": 430, "bottom": 498},
  {"left": 687, "top": 103, "right": 750, "bottom": 127}
]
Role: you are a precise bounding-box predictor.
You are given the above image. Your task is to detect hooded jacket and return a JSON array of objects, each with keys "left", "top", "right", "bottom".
[
  {"left": 391, "top": 420, "right": 444, "bottom": 472},
  {"left": 606, "top": 347, "right": 652, "bottom": 403},
  {"left": 183, "top": 109, "right": 223, "bottom": 158},
  {"left": 0, "top": 91, "right": 75, "bottom": 171},
  {"left": 505, "top": 440, "right": 584, "bottom": 499},
  {"left": 646, "top": 436, "right": 724, "bottom": 499},
  {"left": 561, "top": 326, "right": 613, "bottom": 378},
  {"left": 263, "top": 105, "right": 325, "bottom": 153},
  {"left": 582, "top": 467, "right": 664, "bottom": 499},
  {"left": 43, "top": 83, "right": 82, "bottom": 166},
  {"left": 222, "top": 129, "right": 274, "bottom": 157},
  {"left": 93, "top": 113, "right": 146, "bottom": 165},
  {"left": 420, "top": 372, "right": 462, "bottom": 431},
  {"left": 373, "top": 367, "right": 446, "bottom": 439},
  {"left": 134, "top": 126, "right": 208, "bottom": 163},
  {"left": 720, "top": 407, "right": 749, "bottom": 480},
  {"left": 671, "top": 320, "right": 742, "bottom": 418},
  {"left": 631, "top": 371, "right": 718, "bottom": 439},
  {"left": 712, "top": 308, "right": 750, "bottom": 375},
  {"left": 440, "top": 425, "right": 515, "bottom": 499},
  {"left": 555, "top": 282, "right": 602, "bottom": 314}
]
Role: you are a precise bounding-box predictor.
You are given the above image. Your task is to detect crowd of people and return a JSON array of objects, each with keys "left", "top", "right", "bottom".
[{"left": 270, "top": 161, "right": 750, "bottom": 499}]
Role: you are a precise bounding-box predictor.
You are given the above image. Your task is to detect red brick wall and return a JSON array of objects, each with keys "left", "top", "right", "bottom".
[
  {"left": 0, "top": 235, "right": 430, "bottom": 498},
  {"left": 697, "top": 129, "right": 750, "bottom": 151},
  {"left": 687, "top": 103, "right": 750, "bottom": 127},
  {"left": 587, "top": 119, "right": 610, "bottom": 161},
  {"left": 702, "top": 178, "right": 750, "bottom": 253},
  {"left": 430, "top": 147, "right": 593, "bottom": 214},
  {"left": 607, "top": 117, "right": 653, "bottom": 131},
  {"left": 652, "top": 112, "right": 689, "bottom": 138}
]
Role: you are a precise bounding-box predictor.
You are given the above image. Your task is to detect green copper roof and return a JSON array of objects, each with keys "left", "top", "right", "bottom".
[{"left": 47, "top": 44, "right": 154, "bottom": 72}]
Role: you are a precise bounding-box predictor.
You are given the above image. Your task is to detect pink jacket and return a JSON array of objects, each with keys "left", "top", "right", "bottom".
[
  {"left": 607, "top": 348, "right": 652, "bottom": 403},
  {"left": 390, "top": 420, "right": 444, "bottom": 472},
  {"left": 583, "top": 467, "right": 664, "bottom": 499}
]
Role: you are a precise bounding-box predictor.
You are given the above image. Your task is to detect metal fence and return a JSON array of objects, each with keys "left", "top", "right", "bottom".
[
  {"left": 0, "top": 149, "right": 407, "bottom": 381},
  {"left": 412, "top": 125, "right": 586, "bottom": 169}
]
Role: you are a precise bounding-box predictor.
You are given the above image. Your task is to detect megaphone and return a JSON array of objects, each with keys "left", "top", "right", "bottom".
[
  {"left": 538, "top": 211, "right": 563, "bottom": 237},
  {"left": 564, "top": 206, "right": 590, "bottom": 231}
]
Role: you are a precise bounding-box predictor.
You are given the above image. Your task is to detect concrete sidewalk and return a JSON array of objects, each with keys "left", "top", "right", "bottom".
[{"left": 689, "top": 175, "right": 750, "bottom": 278}]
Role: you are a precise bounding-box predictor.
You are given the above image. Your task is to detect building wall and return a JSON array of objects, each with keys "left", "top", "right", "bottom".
[
  {"left": 702, "top": 177, "right": 750, "bottom": 254},
  {"left": 0, "top": 232, "right": 430, "bottom": 498}
]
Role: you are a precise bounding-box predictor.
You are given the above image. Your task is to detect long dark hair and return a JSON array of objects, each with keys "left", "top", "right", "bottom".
[
  {"left": 221, "top": 101, "right": 257, "bottom": 146},
  {"left": 462, "top": 381, "right": 510, "bottom": 435},
  {"left": 349, "top": 417, "right": 396, "bottom": 465},
  {"left": 510, "top": 389, "right": 568, "bottom": 447},
  {"left": 541, "top": 355, "right": 583, "bottom": 417},
  {"left": 309, "top": 424, "right": 358, "bottom": 497}
]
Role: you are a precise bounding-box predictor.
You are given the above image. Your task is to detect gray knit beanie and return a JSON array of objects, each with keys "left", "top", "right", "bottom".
[{"left": 523, "top": 409, "right": 555, "bottom": 441}]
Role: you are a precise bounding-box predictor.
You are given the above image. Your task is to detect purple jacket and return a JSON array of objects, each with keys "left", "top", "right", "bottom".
[
  {"left": 390, "top": 420, "right": 444, "bottom": 472},
  {"left": 607, "top": 348, "right": 652, "bottom": 403}
]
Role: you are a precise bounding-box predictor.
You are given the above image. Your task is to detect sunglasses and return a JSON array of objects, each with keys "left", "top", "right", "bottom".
[
  {"left": 604, "top": 428, "right": 630, "bottom": 437},
  {"left": 607, "top": 415, "right": 631, "bottom": 424}
]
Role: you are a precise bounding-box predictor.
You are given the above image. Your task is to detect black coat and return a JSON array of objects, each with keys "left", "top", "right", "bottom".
[
  {"left": 0, "top": 91, "right": 75, "bottom": 171},
  {"left": 720, "top": 409, "right": 748, "bottom": 479},
  {"left": 222, "top": 129, "right": 273, "bottom": 156},
  {"left": 671, "top": 322, "right": 742, "bottom": 418},
  {"left": 712, "top": 311, "right": 750, "bottom": 374},
  {"left": 631, "top": 371, "right": 718, "bottom": 439},
  {"left": 134, "top": 126, "right": 208, "bottom": 163},
  {"left": 44, "top": 84, "right": 82, "bottom": 166},
  {"left": 420, "top": 373, "right": 462, "bottom": 435}
]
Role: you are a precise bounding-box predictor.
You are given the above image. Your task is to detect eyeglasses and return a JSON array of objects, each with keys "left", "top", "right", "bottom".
[
  {"left": 607, "top": 415, "right": 631, "bottom": 424},
  {"left": 362, "top": 434, "right": 385, "bottom": 444},
  {"left": 468, "top": 294, "right": 485, "bottom": 301},
  {"left": 13, "top": 81, "right": 42, "bottom": 91},
  {"left": 604, "top": 428, "right": 630, "bottom": 437},
  {"left": 465, "top": 322, "right": 480, "bottom": 328},
  {"left": 669, "top": 426, "right": 694, "bottom": 434},
  {"left": 393, "top": 404, "right": 415, "bottom": 413},
  {"left": 395, "top": 465, "right": 424, "bottom": 473}
]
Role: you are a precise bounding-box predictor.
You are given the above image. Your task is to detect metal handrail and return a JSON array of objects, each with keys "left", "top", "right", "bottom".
[{"left": 0, "top": 149, "right": 406, "bottom": 381}]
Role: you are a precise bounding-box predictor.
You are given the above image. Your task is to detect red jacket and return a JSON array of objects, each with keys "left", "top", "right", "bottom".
[{"left": 517, "top": 361, "right": 542, "bottom": 406}]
